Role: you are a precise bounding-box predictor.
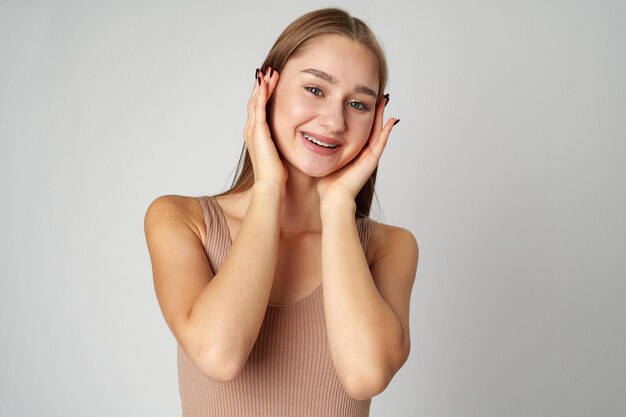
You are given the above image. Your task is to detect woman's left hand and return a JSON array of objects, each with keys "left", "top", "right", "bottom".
[{"left": 317, "top": 95, "right": 399, "bottom": 204}]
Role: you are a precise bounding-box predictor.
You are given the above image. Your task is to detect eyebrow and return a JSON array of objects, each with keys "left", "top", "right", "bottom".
[{"left": 300, "top": 68, "right": 378, "bottom": 98}]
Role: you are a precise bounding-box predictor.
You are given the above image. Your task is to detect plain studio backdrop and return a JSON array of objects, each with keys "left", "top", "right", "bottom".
[{"left": 1, "top": 0, "right": 625, "bottom": 416}]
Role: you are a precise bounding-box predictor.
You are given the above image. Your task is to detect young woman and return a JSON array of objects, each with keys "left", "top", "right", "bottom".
[{"left": 145, "top": 8, "right": 418, "bottom": 416}]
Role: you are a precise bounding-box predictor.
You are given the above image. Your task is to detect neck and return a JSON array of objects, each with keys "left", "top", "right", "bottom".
[{"left": 279, "top": 166, "right": 323, "bottom": 235}]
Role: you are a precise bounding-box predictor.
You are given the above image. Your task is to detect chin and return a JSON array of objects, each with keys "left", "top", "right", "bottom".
[
  {"left": 285, "top": 158, "right": 341, "bottom": 179},
  {"left": 302, "top": 159, "right": 354, "bottom": 178},
  {"left": 305, "top": 169, "right": 334, "bottom": 178},
  {"left": 294, "top": 164, "right": 335, "bottom": 178}
]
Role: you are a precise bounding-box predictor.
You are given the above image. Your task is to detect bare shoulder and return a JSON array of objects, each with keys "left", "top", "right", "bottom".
[
  {"left": 365, "top": 221, "right": 419, "bottom": 285},
  {"left": 368, "top": 221, "right": 419, "bottom": 263},
  {"left": 144, "top": 194, "right": 206, "bottom": 242}
]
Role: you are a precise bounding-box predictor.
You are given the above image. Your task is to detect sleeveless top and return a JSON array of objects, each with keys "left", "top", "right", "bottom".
[{"left": 177, "top": 195, "right": 375, "bottom": 417}]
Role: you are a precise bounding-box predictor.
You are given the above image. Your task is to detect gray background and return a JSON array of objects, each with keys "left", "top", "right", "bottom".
[{"left": 1, "top": 0, "right": 624, "bottom": 416}]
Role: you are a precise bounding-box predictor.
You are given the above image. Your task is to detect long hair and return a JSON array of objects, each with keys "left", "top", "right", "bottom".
[{"left": 221, "top": 8, "right": 388, "bottom": 218}]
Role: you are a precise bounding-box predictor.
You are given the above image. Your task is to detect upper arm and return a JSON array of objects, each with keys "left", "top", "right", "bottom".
[
  {"left": 144, "top": 195, "right": 214, "bottom": 359},
  {"left": 368, "top": 224, "right": 419, "bottom": 370}
]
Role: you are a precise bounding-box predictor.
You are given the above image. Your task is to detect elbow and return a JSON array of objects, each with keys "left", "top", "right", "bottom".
[
  {"left": 200, "top": 360, "right": 244, "bottom": 383},
  {"left": 194, "top": 347, "right": 247, "bottom": 382},
  {"left": 340, "top": 367, "right": 393, "bottom": 401},
  {"left": 340, "top": 348, "right": 410, "bottom": 400},
  {"left": 180, "top": 318, "right": 250, "bottom": 382}
]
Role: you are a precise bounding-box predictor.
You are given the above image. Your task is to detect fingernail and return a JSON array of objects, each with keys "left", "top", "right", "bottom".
[
  {"left": 257, "top": 75, "right": 261, "bottom": 86},
  {"left": 393, "top": 119, "right": 400, "bottom": 126},
  {"left": 384, "top": 93, "right": 390, "bottom": 107},
  {"left": 255, "top": 68, "right": 259, "bottom": 79}
]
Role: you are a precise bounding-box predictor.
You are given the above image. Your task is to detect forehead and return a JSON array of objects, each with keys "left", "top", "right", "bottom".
[{"left": 284, "top": 34, "right": 379, "bottom": 88}]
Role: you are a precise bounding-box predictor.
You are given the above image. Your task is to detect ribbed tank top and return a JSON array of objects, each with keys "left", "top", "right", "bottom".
[{"left": 177, "top": 195, "right": 375, "bottom": 417}]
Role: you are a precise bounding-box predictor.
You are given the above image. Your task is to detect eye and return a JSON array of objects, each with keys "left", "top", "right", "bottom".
[
  {"left": 347, "top": 101, "right": 368, "bottom": 111},
  {"left": 305, "top": 86, "right": 323, "bottom": 96}
]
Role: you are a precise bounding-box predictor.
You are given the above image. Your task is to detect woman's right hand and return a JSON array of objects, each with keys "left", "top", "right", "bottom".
[{"left": 244, "top": 67, "right": 286, "bottom": 188}]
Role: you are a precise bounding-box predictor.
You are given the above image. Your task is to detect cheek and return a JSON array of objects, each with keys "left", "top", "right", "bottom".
[
  {"left": 275, "top": 93, "right": 316, "bottom": 123},
  {"left": 351, "top": 115, "right": 376, "bottom": 147},
  {"left": 269, "top": 91, "right": 317, "bottom": 153}
]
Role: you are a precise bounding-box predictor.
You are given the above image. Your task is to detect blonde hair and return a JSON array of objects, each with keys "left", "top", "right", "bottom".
[{"left": 222, "top": 8, "right": 388, "bottom": 218}]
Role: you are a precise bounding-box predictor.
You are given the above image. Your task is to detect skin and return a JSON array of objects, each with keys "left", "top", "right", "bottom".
[
  {"left": 144, "top": 34, "right": 419, "bottom": 400},
  {"left": 268, "top": 34, "right": 381, "bottom": 180}
]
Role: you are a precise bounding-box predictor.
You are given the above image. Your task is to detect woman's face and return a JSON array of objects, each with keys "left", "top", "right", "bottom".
[{"left": 268, "top": 34, "right": 380, "bottom": 178}]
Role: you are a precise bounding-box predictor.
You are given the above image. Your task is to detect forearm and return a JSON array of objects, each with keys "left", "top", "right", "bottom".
[
  {"left": 188, "top": 183, "right": 283, "bottom": 373},
  {"left": 320, "top": 198, "right": 403, "bottom": 396}
]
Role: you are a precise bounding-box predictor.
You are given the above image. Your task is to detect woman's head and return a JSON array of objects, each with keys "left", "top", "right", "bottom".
[
  {"left": 225, "top": 8, "right": 388, "bottom": 217},
  {"left": 268, "top": 33, "right": 380, "bottom": 179}
]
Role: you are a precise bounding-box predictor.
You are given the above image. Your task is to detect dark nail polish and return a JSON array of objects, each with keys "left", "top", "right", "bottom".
[
  {"left": 257, "top": 75, "right": 261, "bottom": 86},
  {"left": 393, "top": 119, "right": 400, "bottom": 126},
  {"left": 255, "top": 68, "right": 259, "bottom": 79},
  {"left": 384, "top": 93, "right": 390, "bottom": 107}
]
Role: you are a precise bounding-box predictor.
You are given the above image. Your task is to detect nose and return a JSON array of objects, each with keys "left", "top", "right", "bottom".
[{"left": 318, "top": 100, "right": 346, "bottom": 133}]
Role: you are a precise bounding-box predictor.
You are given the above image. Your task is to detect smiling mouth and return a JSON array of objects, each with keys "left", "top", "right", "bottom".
[{"left": 301, "top": 132, "right": 339, "bottom": 148}]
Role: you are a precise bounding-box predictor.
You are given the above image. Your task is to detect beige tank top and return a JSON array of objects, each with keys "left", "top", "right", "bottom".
[{"left": 177, "top": 195, "right": 375, "bottom": 416}]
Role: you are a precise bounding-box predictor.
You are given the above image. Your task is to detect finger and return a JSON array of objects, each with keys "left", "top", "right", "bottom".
[
  {"left": 267, "top": 69, "right": 280, "bottom": 98},
  {"left": 262, "top": 66, "right": 279, "bottom": 98},
  {"left": 373, "top": 94, "right": 387, "bottom": 132},
  {"left": 365, "top": 94, "right": 388, "bottom": 149},
  {"left": 245, "top": 71, "right": 264, "bottom": 142},
  {"left": 246, "top": 84, "right": 259, "bottom": 134},
  {"left": 372, "top": 117, "right": 398, "bottom": 156},
  {"left": 245, "top": 103, "right": 255, "bottom": 142},
  {"left": 247, "top": 68, "right": 261, "bottom": 110},
  {"left": 252, "top": 66, "right": 277, "bottom": 109},
  {"left": 254, "top": 72, "right": 269, "bottom": 125},
  {"left": 246, "top": 70, "right": 262, "bottom": 133}
]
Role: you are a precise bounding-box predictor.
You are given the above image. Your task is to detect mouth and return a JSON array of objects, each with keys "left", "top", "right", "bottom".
[{"left": 301, "top": 132, "right": 340, "bottom": 149}]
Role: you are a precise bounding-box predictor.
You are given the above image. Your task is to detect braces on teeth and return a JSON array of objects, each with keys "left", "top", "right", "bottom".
[{"left": 302, "top": 133, "right": 338, "bottom": 148}]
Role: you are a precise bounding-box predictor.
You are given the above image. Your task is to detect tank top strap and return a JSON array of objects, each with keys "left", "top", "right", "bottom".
[
  {"left": 356, "top": 216, "right": 376, "bottom": 251},
  {"left": 196, "top": 195, "right": 231, "bottom": 274}
]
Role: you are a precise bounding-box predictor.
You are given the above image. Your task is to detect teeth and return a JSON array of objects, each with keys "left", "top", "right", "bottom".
[{"left": 302, "top": 132, "right": 338, "bottom": 148}]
